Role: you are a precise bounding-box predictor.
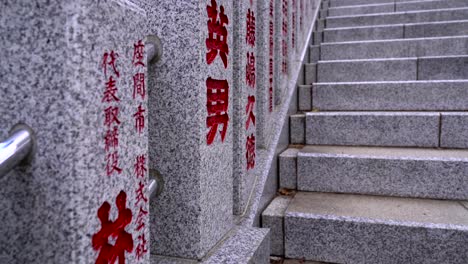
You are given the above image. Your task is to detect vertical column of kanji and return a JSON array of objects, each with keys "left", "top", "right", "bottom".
[
  {"left": 274, "top": 0, "right": 289, "bottom": 106},
  {"left": 130, "top": 39, "right": 149, "bottom": 263},
  {"left": 232, "top": 0, "right": 257, "bottom": 215},
  {"left": 78, "top": 1, "right": 148, "bottom": 263},
  {"left": 200, "top": 0, "right": 235, "bottom": 255},
  {"left": 256, "top": 0, "right": 276, "bottom": 149}
]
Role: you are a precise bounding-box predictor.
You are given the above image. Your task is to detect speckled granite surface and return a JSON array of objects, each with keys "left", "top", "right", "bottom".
[
  {"left": 0, "top": 0, "right": 148, "bottom": 263},
  {"left": 262, "top": 196, "right": 293, "bottom": 256},
  {"left": 145, "top": 0, "right": 234, "bottom": 259}
]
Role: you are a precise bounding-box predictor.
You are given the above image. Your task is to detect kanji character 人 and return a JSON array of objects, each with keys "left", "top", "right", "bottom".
[
  {"left": 246, "top": 134, "right": 256, "bottom": 170},
  {"left": 246, "top": 9, "right": 256, "bottom": 47},
  {"left": 206, "top": 0, "right": 229, "bottom": 68},
  {"left": 134, "top": 155, "right": 147, "bottom": 179},
  {"left": 92, "top": 191, "right": 133, "bottom": 264},
  {"left": 135, "top": 181, "right": 148, "bottom": 207},
  {"left": 206, "top": 77, "right": 229, "bottom": 145},
  {"left": 106, "top": 152, "right": 122, "bottom": 177},
  {"left": 104, "top": 126, "right": 119, "bottom": 151},
  {"left": 246, "top": 52, "right": 256, "bottom": 88},
  {"left": 132, "top": 40, "right": 145, "bottom": 67},
  {"left": 135, "top": 234, "right": 148, "bottom": 260},
  {"left": 104, "top": 106, "right": 121, "bottom": 127},
  {"left": 102, "top": 50, "right": 120, "bottom": 78},
  {"left": 102, "top": 76, "right": 120, "bottom": 103},
  {"left": 134, "top": 104, "right": 146, "bottom": 134},
  {"left": 133, "top": 73, "right": 146, "bottom": 100},
  {"left": 245, "top": 95, "right": 255, "bottom": 130}
]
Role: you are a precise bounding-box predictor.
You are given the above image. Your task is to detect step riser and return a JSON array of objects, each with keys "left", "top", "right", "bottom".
[
  {"left": 330, "top": 0, "right": 393, "bottom": 7},
  {"left": 329, "top": 0, "right": 468, "bottom": 16},
  {"left": 323, "top": 21, "right": 468, "bottom": 42},
  {"left": 441, "top": 113, "right": 468, "bottom": 149},
  {"left": 316, "top": 57, "right": 468, "bottom": 82},
  {"left": 312, "top": 82, "right": 468, "bottom": 111},
  {"left": 326, "top": 8, "right": 468, "bottom": 28},
  {"left": 306, "top": 113, "right": 440, "bottom": 147},
  {"left": 285, "top": 216, "right": 468, "bottom": 263},
  {"left": 320, "top": 37, "right": 468, "bottom": 60},
  {"left": 297, "top": 154, "right": 468, "bottom": 200}
]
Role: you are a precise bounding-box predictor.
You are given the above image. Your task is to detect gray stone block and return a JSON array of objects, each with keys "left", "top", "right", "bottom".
[
  {"left": 308, "top": 45, "right": 320, "bottom": 63},
  {"left": 262, "top": 196, "right": 293, "bottom": 256},
  {"left": 285, "top": 192, "right": 468, "bottom": 263},
  {"left": 304, "top": 63, "right": 317, "bottom": 85},
  {"left": 441, "top": 113, "right": 468, "bottom": 149},
  {"left": 279, "top": 148, "right": 300, "bottom": 189},
  {"left": 317, "top": 58, "right": 417, "bottom": 82},
  {"left": 305, "top": 112, "right": 440, "bottom": 147},
  {"left": 297, "top": 145, "right": 468, "bottom": 200},
  {"left": 313, "top": 81, "right": 468, "bottom": 111},
  {"left": 290, "top": 114, "right": 305, "bottom": 144},
  {"left": 418, "top": 55, "right": 468, "bottom": 80},
  {"left": 326, "top": 7, "right": 468, "bottom": 28},
  {"left": 311, "top": 31, "right": 322, "bottom": 46},
  {"left": 330, "top": 0, "right": 393, "bottom": 8},
  {"left": 320, "top": 36, "right": 468, "bottom": 60},
  {"left": 298, "top": 85, "right": 313, "bottom": 111},
  {"left": 405, "top": 20, "right": 468, "bottom": 38},
  {"left": 323, "top": 25, "right": 404, "bottom": 42},
  {"left": 328, "top": 3, "right": 394, "bottom": 17},
  {"left": 397, "top": 0, "right": 468, "bottom": 12},
  {"left": 203, "top": 226, "right": 271, "bottom": 264}
]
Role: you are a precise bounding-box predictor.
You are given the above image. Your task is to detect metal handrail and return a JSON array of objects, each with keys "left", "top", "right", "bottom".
[{"left": 0, "top": 124, "right": 36, "bottom": 178}]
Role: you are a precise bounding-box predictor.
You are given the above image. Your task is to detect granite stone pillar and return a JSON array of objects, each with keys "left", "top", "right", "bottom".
[
  {"left": 0, "top": 1, "right": 149, "bottom": 263},
  {"left": 146, "top": 0, "right": 234, "bottom": 259}
]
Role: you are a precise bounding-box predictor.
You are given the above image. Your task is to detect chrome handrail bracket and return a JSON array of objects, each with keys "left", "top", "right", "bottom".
[{"left": 0, "top": 123, "right": 36, "bottom": 178}]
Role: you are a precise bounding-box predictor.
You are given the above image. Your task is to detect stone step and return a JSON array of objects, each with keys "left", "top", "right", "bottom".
[
  {"left": 312, "top": 80, "right": 468, "bottom": 111},
  {"left": 316, "top": 56, "right": 468, "bottom": 83},
  {"left": 320, "top": 35, "right": 468, "bottom": 60},
  {"left": 323, "top": 20, "right": 468, "bottom": 43},
  {"left": 284, "top": 192, "right": 468, "bottom": 263},
  {"left": 330, "top": 0, "right": 393, "bottom": 8},
  {"left": 325, "top": 7, "right": 468, "bottom": 28},
  {"left": 328, "top": 0, "right": 468, "bottom": 17},
  {"left": 295, "top": 145, "right": 468, "bottom": 200},
  {"left": 305, "top": 112, "right": 440, "bottom": 147}
]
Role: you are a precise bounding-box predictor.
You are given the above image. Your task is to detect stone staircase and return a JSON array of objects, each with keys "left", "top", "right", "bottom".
[{"left": 263, "top": 0, "right": 468, "bottom": 263}]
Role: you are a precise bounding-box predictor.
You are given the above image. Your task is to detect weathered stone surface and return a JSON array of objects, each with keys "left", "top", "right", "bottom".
[
  {"left": 285, "top": 192, "right": 468, "bottom": 263},
  {"left": 306, "top": 112, "right": 440, "bottom": 147},
  {"left": 323, "top": 24, "right": 404, "bottom": 42},
  {"left": 297, "top": 145, "right": 468, "bottom": 200},
  {"left": 262, "top": 196, "right": 292, "bottom": 256},
  {"left": 298, "top": 85, "right": 312, "bottom": 111},
  {"left": 317, "top": 58, "right": 417, "bottom": 82},
  {"left": 290, "top": 114, "right": 305, "bottom": 144},
  {"left": 328, "top": 3, "right": 394, "bottom": 16},
  {"left": 405, "top": 20, "right": 468, "bottom": 38},
  {"left": 418, "top": 55, "right": 468, "bottom": 80},
  {"left": 313, "top": 81, "right": 468, "bottom": 111},
  {"left": 320, "top": 36, "right": 468, "bottom": 60},
  {"left": 441, "top": 113, "right": 468, "bottom": 149},
  {"left": 279, "top": 148, "right": 300, "bottom": 189}
]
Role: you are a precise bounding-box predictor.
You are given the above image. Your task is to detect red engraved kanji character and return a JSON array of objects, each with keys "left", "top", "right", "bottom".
[
  {"left": 106, "top": 151, "right": 122, "bottom": 177},
  {"left": 134, "top": 155, "right": 147, "bottom": 179},
  {"left": 133, "top": 73, "right": 146, "bottom": 100},
  {"left": 206, "top": 0, "right": 229, "bottom": 68},
  {"left": 246, "top": 9, "right": 256, "bottom": 47},
  {"left": 134, "top": 104, "right": 146, "bottom": 134},
  {"left": 206, "top": 77, "right": 229, "bottom": 145},
  {"left": 92, "top": 191, "right": 133, "bottom": 264},
  {"left": 245, "top": 95, "right": 255, "bottom": 130},
  {"left": 104, "top": 106, "right": 121, "bottom": 127},
  {"left": 135, "top": 234, "right": 148, "bottom": 260},
  {"left": 135, "top": 206, "right": 148, "bottom": 232},
  {"left": 133, "top": 40, "right": 145, "bottom": 67},
  {"left": 246, "top": 133, "right": 256, "bottom": 170},
  {"left": 246, "top": 52, "right": 256, "bottom": 88},
  {"left": 102, "top": 50, "right": 120, "bottom": 78},
  {"left": 135, "top": 181, "right": 148, "bottom": 207},
  {"left": 104, "top": 126, "right": 119, "bottom": 151},
  {"left": 102, "top": 76, "right": 120, "bottom": 103}
]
